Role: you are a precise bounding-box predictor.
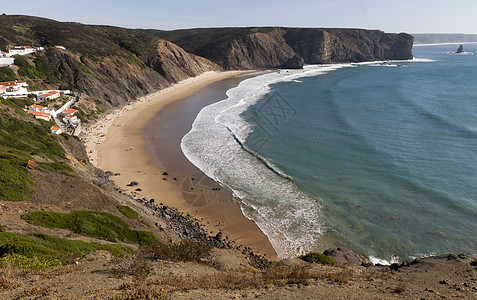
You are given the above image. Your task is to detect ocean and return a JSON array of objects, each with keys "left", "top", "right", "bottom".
[{"left": 181, "top": 43, "right": 477, "bottom": 263}]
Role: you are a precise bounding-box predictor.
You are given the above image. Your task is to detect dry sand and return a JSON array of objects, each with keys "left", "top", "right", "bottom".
[{"left": 84, "top": 71, "right": 277, "bottom": 259}]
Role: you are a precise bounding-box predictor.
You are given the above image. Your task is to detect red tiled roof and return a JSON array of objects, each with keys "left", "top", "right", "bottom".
[
  {"left": 27, "top": 111, "right": 51, "bottom": 118},
  {"left": 38, "top": 91, "right": 59, "bottom": 98},
  {"left": 0, "top": 80, "right": 26, "bottom": 87},
  {"left": 63, "top": 108, "right": 78, "bottom": 114},
  {"left": 51, "top": 126, "right": 60, "bottom": 131},
  {"left": 65, "top": 114, "right": 77, "bottom": 118},
  {"left": 29, "top": 104, "right": 46, "bottom": 109}
]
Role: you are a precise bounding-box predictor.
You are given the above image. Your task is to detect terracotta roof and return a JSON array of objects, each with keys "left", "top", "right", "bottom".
[
  {"left": 51, "top": 126, "right": 60, "bottom": 131},
  {"left": 63, "top": 108, "right": 78, "bottom": 114},
  {"left": 38, "top": 91, "right": 59, "bottom": 98},
  {"left": 65, "top": 114, "right": 77, "bottom": 118},
  {"left": 27, "top": 111, "right": 51, "bottom": 118},
  {"left": 0, "top": 80, "right": 27, "bottom": 87},
  {"left": 29, "top": 104, "right": 46, "bottom": 109}
]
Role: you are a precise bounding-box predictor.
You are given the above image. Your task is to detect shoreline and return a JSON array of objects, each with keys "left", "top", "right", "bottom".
[{"left": 84, "top": 71, "right": 278, "bottom": 259}]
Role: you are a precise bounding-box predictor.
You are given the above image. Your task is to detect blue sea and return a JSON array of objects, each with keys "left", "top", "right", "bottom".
[{"left": 181, "top": 43, "right": 477, "bottom": 263}]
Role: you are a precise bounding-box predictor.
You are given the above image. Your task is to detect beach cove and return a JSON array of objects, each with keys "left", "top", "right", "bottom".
[{"left": 84, "top": 71, "right": 277, "bottom": 259}]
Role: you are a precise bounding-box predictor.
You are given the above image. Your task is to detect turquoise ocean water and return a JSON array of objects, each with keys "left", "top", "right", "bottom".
[{"left": 182, "top": 44, "right": 477, "bottom": 262}]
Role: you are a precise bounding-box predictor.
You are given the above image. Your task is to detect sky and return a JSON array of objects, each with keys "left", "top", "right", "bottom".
[{"left": 2, "top": 0, "right": 477, "bottom": 34}]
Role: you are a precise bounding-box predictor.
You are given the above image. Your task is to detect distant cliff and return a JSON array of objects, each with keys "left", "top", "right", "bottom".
[
  {"left": 413, "top": 33, "right": 477, "bottom": 44},
  {"left": 149, "top": 27, "right": 414, "bottom": 70}
]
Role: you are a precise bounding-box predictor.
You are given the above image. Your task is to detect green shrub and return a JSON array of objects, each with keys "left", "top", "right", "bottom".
[
  {"left": 471, "top": 259, "right": 477, "bottom": 266},
  {"left": 117, "top": 205, "right": 139, "bottom": 219},
  {"left": 0, "top": 66, "right": 16, "bottom": 81},
  {"left": 0, "top": 97, "right": 34, "bottom": 110},
  {"left": 299, "top": 252, "right": 336, "bottom": 265},
  {"left": 14, "top": 56, "right": 40, "bottom": 79},
  {"left": 0, "top": 231, "right": 131, "bottom": 270},
  {"left": 0, "top": 158, "right": 35, "bottom": 201},
  {"left": 21, "top": 210, "right": 156, "bottom": 245},
  {"left": 0, "top": 253, "right": 61, "bottom": 271},
  {"left": 0, "top": 223, "right": 5, "bottom": 232},
  {"left": 140, "top": 239, "right": 212, "bottom": 262},
  {"left": 34, "top": 57, "right": 59, "bottom": 82}
]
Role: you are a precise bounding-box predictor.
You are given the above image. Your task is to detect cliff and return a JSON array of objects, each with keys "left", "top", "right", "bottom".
[{"left": 149, "top": 27, "right": 414, "bottom": 69}]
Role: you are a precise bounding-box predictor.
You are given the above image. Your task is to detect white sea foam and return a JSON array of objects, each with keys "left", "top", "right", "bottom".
[
  {"left": 180, "top": 62, "right": 416, "bottom": 259},
  {"left": 411, "top": 58, "right": 437, "bottom": 62}
]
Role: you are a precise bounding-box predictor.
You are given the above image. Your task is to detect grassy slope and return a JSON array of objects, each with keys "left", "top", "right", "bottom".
[
  {"left": 0, "top": 99, "right": 72, "bottom": 201},
  {"left": 21, "top": 210, "right": 156, "bottom": 245}
]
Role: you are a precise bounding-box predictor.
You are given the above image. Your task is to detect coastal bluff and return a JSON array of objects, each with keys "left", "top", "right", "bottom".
[{"left": 149, "top": 27, "right": 414, "bottom": 69}]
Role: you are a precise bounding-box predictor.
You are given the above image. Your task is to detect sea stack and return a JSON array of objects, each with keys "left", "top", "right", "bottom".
[{"left": 456, "top": 45, "right": 464, "bottom": 53}]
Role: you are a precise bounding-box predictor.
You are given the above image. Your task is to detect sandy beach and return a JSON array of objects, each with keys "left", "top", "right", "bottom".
[{"left": 84, "top": 71, "right": 277, "bottom": 259}]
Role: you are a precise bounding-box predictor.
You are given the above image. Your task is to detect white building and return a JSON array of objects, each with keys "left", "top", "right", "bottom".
[
  {"left": 28, "top": 104, "right": 48, "bottom": 112},
  {"left": 7, "top": 46, "right": 37, "bottom": 56},
  {"left": 62, "top": 108, "right": 78, "bottom": 115},
  {"left": 51, "top": 126, "right": 62, "bottom": 134},
  {"left": 27, "top": 110, "right": 52, "bottom": 121},
  {"left": 64, "top": 114, "right": 78, "bottom": 123},
  {"left": 54, "top": 45, "right": 66, "bottom": 50},
  {"left": 0, "top": 80, "right": 29, "bottom": 96},
  {"left": 37, "top": 91, "right": 60, "bottom": 101},
  {"left": 0, "top": 51, "right": 14, "bottom": 66}
]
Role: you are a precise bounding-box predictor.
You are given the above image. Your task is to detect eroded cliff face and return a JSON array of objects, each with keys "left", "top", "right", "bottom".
[
  {"left": 284, "top": 29, "right": 414, "bottom": 64},
  {"left": 144, "top": 40, "right": 220, "bottom": 83},
  {"left": 221, "top": 29, "right": 303, "bottom": 69},
  {"left": 152, "top": 27, "right": 414, "bottom": 70}
]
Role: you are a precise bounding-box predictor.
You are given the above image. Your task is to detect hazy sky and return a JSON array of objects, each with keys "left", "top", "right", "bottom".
[{"left": 2, "top": 0, "right": 476, "bottom": 33}]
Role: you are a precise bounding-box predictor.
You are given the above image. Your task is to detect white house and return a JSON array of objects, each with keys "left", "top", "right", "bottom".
[
  {"left": 64, "top": 114, "right": 78, "bottom": 123},
  {"left": 27, "top": 110, "right": 51, "bottom": 121},
  {"left": 0, "top": 52, "right": 14, "bottom": 66},
  {"left": 0, "top": 80, "right": 29, "bottom": 96},
  {"left": 54, "top": 45, "right": 66, "bottom": 50},
  {"left": 51, "top": 126, "right": 62, "bottom": 134},
  {"left": 37, "top": 91, "right": 60, "bottom": 101},
  {"left": 0, "top": 80, "right": 28, "bottom": 90},
  {"left": 28, "top": 104, "right": 48, "bottom": 112},
  {"left": 7, "top": 46, "right": 37, "bottom": 56},
  {"left": 0, "top": 87, "right": 6, "bottom": 95},
  {"left": 62, "top": 108, "right": 78, "bottom": 115}
]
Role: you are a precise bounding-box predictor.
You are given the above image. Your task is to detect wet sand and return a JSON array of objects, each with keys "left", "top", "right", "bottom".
[{"left": 86, "top": 71, "right": 277, "bottom": 259}]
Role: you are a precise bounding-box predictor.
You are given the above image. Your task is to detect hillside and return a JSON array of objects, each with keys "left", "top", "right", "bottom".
[
  {"left": 147, "top": 27, "right": 414, "bottom": 69},
  {"left": 0, "top": 15, "right": 219, "bottom": 115}
]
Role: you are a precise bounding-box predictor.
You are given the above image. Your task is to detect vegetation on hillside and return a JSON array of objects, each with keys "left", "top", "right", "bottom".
[
  {"left": 0, "top": 101, "right": 73, "bottom": 201},
  {"left": 0, "top": 66, "right": 16, "bottom": 81},
  {"left": 116, "top": 205, "right": 140, "bottom": 219},
  {"left": 299, "top": 252, "right": 336, "bottom": 265},
  {"left": 0, "top": 231, "right": 131, "bottom": 270},
  {"left": 21, "top": 211, "right": 156, "bottom": 245}
]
